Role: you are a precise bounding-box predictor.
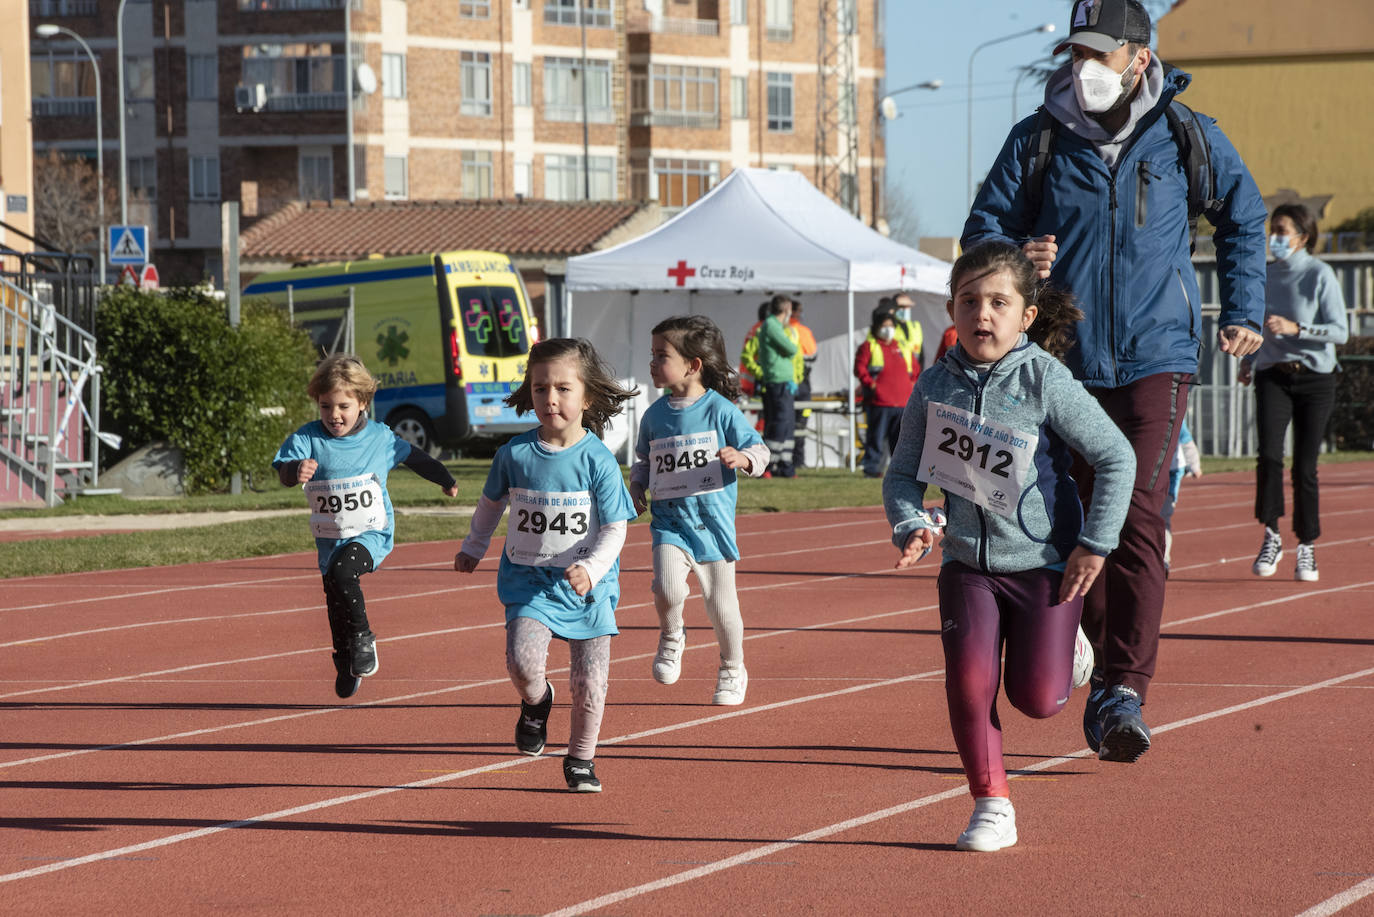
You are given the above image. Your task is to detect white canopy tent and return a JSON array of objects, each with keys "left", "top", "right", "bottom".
[{"left": 564, "top": 167, "right": 953, "bottom": 468}]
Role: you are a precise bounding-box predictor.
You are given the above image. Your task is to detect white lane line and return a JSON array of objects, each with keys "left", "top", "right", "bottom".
[
  {"left": 1295, "top": 877, "right": 1374, "bottom": 917},
  {"left": 1164, "top": 579, "right": 1374, "bottom": 628},
  {"left": 542, "top": 664, "right": 1374, "bottom": 917},
  {"left": 1165, "top": 533, "right": 1373, "bottom": 575},
  {"left": 0, "top": 600, "right": 931, "bottom": 767}
]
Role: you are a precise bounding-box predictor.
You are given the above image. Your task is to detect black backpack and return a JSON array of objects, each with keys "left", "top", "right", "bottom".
[{"left": 1021, "top": 100, "right": 1223, "bottom": 249}]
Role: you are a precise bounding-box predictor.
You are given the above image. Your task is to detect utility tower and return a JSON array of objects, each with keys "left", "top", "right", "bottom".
[{"left": 814, "top": 0, "right": 860, "bottom": 215}]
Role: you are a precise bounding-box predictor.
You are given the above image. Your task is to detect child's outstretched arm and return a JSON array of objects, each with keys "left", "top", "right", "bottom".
[
  {"left": 401, "top": 446, "right": 459, "bottom": 497},
  {"left": 565, "top": 520, "right": 628, "bottom": 596},
  {"left": 276, "top": 458, "right": 317, "bottom": 486},
  {"left": 718, "top": 442, "right": 770, "bottom": 475},
  {"left": 455, "top": 494, "right": 507, "bottom": 572}
]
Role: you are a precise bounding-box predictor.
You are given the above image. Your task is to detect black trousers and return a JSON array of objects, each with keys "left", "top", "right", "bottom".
[
  {"left": 759, "top": 382, "right": 795, "bottom": 477},
  {"left": 1254, "top": 367, "right": 1337, "bottom": 543},
  {"left": 322, "top": 542, "right": 376, "bottom": 650}
]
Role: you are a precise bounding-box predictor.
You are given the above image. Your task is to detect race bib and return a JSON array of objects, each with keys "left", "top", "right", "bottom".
[
  {"left": 918, "top": 401, "right": 1037, "bottom": 518},
  {"left": 649, "top": 430, "right": 724, "bottom": 499},
  {"left": 305, "top": 474, "right": 387, "bottom": 539},
  {"left": 505, "top": 488, "right": 599, "bottom": 567}
]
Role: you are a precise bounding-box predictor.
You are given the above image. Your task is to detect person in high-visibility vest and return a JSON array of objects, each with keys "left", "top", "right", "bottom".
[
  {"left": 737, "top": 301, "right": 769, "bottom": 398},
  {"left": 881, "top": 293, "right": 926, "bottom": 372},
  {"left": 854, "top": 307, "right": 918, "bottom": 478},
  {"left": 757, "top": 295, "right": 799, "bottom": 477},
  {"left": 788, "top": 300, "right": 818, "bottom": 469}
]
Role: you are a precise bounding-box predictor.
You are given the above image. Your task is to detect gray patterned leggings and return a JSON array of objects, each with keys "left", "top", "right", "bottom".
[{"left": 506, "top": 616, "right": 611, "bottom": 760}]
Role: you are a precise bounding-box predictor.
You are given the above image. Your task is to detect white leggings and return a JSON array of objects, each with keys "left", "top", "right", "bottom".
[
  {"left": 506, "top": 616, "right": 611, "bottom": 761},
  {"left": 651, "top": 543, "right": 744, "bottom": 669}
]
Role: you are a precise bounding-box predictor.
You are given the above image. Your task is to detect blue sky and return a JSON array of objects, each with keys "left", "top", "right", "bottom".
[{"left": 882, "top": 0, "right": 1176, "bottom": 240}]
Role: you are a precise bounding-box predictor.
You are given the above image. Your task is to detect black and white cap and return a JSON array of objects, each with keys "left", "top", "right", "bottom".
[{"left": 1053, "top": 0, "right": 1152, "bottom": 55}]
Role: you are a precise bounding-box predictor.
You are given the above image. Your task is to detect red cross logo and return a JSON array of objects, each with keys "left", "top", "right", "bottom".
[{"left": 667, "top": 260, "right": 696, "bottom": 287}]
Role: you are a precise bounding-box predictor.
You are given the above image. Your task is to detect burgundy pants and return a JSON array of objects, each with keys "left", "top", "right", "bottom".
[{"left": 1072, "top": 372, "right": 1191, "bottom": 702}]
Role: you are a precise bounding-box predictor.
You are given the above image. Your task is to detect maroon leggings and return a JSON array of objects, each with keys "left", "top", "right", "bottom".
[{"left": 938, "top": 561, "right": 1083, "bottom": 798}]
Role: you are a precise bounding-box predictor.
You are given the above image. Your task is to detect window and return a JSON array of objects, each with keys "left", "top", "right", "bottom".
[
  {"left": 544, "top": 0, "right": 612, "bottom": 28},
  {"left": 461, "top": 151, "right": 493, "bottom": 198},
  {"left": 242, "top": 44, "right": 345, "bottom": 112},
  {"left": 512, "top": 62, "right": 531, "bottom": 107},
  {"left": 730, "top": 0, "right": 747, "bottom": 25},
  {"left": 382, "top": 53, "right": 406, "bottom": 99},
  {"left": 457, "top": 286, "right": 529, "bottom": 358},
  {"left": 544, "top": 154, "right": 615, "bottom": 201},
  {"left": 839, "top": 0, "right": 856, "bottom": 35},
  {"left": 125, "top": 55, "right": 155, "bottom": 100},
  {"left": 651, "top": 158, "right": 719, "bottom": 212},
  {"left": 731, "top": 75, "right": 748, "bottom": 120},
  {"left": 766, "top": 72, "right": 793, "bottom": 132},
  {"left": 384, "top": 155, "right": 408, "bottom": 199},
  {"left": 839, "top": 80, "right": 856, "bottom": 126},
  {"left": 188, "top": 53, "right": 217, "bottom": 101},
  {"left": 513, "top": 161, "right": 532, "bottom": 197},
  {"left": 461, "top": 51, "right": 492, "bottom": 117},
  {"left": 765, "top": 0, "right": 792, "bottom": 41},
  {"left": 646, "top": 64, "right": 718, "bottom": 128},
  {"left": 460, "top": 0, "right": 490, "bottom": 17},
  {"left": 128, "top": 155, "right": 157, "bottom": 200},
  {"left": 299, "top": 150, "right": 332, "bottom": 201},
  {"left": 190, "top": 155, "right": 220, "bottom": 201},
  {"left": 30, "top": 52, "right": 97, "bottom": 116},
  {"left": 543, "top": 57, "right": 613, "bottom": 123}
]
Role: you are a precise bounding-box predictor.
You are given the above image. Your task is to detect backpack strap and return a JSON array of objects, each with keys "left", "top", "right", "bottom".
[
  {"left": 1021, "top": 107, "right": 1057, "bottom": 224},
  {"left": 1163, "top": 100, "right": 1223, "bottom": 243}
]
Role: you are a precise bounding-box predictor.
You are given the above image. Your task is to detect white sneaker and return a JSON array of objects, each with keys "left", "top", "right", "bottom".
[
  {"left": 956, "top": 797, "right": 1017, "bottom": 852},
  {"left": 1252, "top": 526, "right": 1283, "bottom": 577},
  {"left": 711, "top": 664, "right": 748, "bottom": 706},
  {"left": 1071, "top": 624, "right": 1093, "bottom": 689},
  {"left": 652, "top": 630, "right": 685, "bottom": 685},
  {"left": 1295, "top": 543, "right": 1319, "bottom": 582}
]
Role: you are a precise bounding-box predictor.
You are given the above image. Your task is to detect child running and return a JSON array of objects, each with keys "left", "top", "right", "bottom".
[
  {"left": 629, "top": 316, "right": 771, "bottom": 705},
  {"left": 453, "top": 338, "right": 638, "bottom": 793},
  {"left": 273, "top": 354, "right": 459, "bottom": 699},
  {"left": 883, "top": 242, "right": 1135, "bottom": 852}
]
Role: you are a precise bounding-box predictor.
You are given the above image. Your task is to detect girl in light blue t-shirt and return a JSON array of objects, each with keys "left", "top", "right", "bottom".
[
  {"left": 455, "top": 339, "right": 637, "bottom": 793},
  {"left": 629, "top": 316, "right": 770, "bottom": 707}
]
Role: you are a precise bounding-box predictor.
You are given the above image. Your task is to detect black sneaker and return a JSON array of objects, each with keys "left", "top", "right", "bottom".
[
  {"left": 349, "top": 630, "right": 378, "bottom": 678},
  {"left": 515, "top": 682, "right": 554, "bottom": 756},
  {"left": 563, "top": 755, "right": 602, "bottom": 793},
  {"left": 332, "top": 651, "right": 361, "bottom": 699},
  {"left": 1098, "top": 685, "right": 1152, "bottom": 763},
  {"left": 1082, "top": 671, "right": 1106, "bottom": 752}
]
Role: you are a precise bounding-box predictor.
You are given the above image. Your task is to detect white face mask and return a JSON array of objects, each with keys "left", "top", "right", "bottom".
[
  {"left": 1072, "top": 53, "right": 1138, "bottom": 114},
  {"left": 877, "top": 326, "right": 896, "bottom": 342}
]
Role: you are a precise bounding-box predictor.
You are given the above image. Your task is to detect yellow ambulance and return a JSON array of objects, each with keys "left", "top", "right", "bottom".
[{"left": 243, "top": 251, "right": 538, "bottom": 453}]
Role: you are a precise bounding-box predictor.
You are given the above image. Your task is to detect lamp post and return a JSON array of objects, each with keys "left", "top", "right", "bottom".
[
  {"left": 966, "top": 23, "right": 1055, "bottom": 210},
  {"left": 36, "top": 23, "right": 104, "bottom": 285},
  {"left": 116, "top": 0, "right": 130, "bottom": 225},
  {"left": 869, "top": 78, "right": 941, "bottom": 230}
]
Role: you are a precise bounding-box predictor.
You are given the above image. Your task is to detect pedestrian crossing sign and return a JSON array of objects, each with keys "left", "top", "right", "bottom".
[{"left": 109, "top": 225, "right": 148, "bottom": 265}]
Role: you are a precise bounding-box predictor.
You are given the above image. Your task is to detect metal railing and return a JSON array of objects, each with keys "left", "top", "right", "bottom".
[
  {"left": 630, "top": 110, "right": 720, "bottom": 129},
  {"left": 30, "top": 0, "right": 98, "bottom": 16},
  {"left": 637, "top": 15, "right": 720, "bottom": 36},
  {"left": 237, "top": 0, "right": 347, "bottom": 10},
  {"left": 262, "top": 92, "right": 347, "bottom": 112},
  {"left": 32, "top": 97, "right": 97, "bottom": 118}
]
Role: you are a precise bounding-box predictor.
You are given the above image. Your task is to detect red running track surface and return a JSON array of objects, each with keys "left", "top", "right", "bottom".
[{"left": 1, "top": 464, "right": 1372, "bottom": 916}]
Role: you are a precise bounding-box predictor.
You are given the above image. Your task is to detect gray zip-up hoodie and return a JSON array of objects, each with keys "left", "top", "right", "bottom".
[{"left": 883, "top": 336, "right": 1135, "bottom": 574}]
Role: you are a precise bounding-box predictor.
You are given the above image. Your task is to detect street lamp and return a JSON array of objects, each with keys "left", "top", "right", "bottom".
[
  {"left": 870, "top": 78, "right": 942, "bottom": 230},
  {"left": 966, "top": 23, "right": 1055, "bottom": 210},
  {"left": 36, "top": 23, "right": 105, "bottom": 285},
  {"left": 116, "top": 0, "right": 130, "bottom": 225}
]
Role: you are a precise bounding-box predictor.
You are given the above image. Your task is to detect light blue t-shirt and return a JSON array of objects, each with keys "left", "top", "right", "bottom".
[
  {"left": 636, "top": 389, "right": 763, "bottom": 563},
  {"left": 482, "top": 429, "right": 636, "bottom": 640},
  {"left": 273, "top": 419, "right": 413, "bottom": 574}
]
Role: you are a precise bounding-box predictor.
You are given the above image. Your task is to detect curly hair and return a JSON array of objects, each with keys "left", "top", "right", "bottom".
[
  {"left": 949, "top": 241, "right": 1084, "bottom": 362},
  {"left": 651, "top": 315, "right": 741, "bottom": 401},
  {"left": 505, "top": 338, "right": 640, "bottom": 439},
  {"left": 307, "top": 354, "right": 379, "bottom": 405}
]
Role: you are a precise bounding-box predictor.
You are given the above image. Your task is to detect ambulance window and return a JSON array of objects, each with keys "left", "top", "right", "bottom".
[
  {"left": 458, "top": 286, "right": 529, "bottom": 357},
  {"left": 293, "top": 295, "right": 351, "bottom": 357}
]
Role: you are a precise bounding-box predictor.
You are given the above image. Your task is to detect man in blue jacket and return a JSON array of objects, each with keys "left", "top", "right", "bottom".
[{"left": 961, "top": 0, "right": 1265, "bottom": 763}]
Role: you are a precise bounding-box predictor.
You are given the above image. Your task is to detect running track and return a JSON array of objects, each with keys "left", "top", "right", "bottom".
[{"left": 2, "top": 464, "right": 1372, "bottom": 916}]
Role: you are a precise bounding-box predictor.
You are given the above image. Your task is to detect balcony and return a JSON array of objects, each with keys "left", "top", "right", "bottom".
[
  {"left": 544, "top": 104, "right": 616, "bottom": 124},
  {"left": 630, "top": 111, "right": 720, "bottom": 130},
  {"left": 636, "top": 16, "right": 720, "bottom": 37},
  {"left": 32, "top": 97, "right": 96, "bottom": 118},
  {"left": 262, "top": 92, "right": 346, "bottom": 112},
  {"left": 766, "top": 26, "right": 793, "bottom": 42},
  {"left": 29, "top": 0, "right": 98, "bottom": 16},
  {"left": 237, "top": 0, "right": 347, "bottom": 10}
]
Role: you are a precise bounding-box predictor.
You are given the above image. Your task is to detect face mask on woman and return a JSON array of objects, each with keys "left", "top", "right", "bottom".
[
  {"left": 895, "top": 308, "right": 912, "bottom": 322},
  {"left": 1268, "top": 235, "right": 1297, "bottom": 260},
  {"left": 1072, "top": 53, "right": 1138, "bottom": 114},
  {"left": 877, "top": 326, "right": 896, "bottom": 342}
]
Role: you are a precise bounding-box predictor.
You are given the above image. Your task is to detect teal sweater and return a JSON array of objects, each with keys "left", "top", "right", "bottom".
[{"left": 883, "top": 336, "right": 1135, "bottom": 574}]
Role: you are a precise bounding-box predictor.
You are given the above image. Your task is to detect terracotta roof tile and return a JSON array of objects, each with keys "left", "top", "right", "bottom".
[{"left": 240, "top": 198, "right": 649, "bottom": 262}]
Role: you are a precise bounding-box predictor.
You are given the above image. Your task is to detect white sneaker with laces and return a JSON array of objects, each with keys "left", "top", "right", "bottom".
[
  {"left": 652, "top": 629, "right": 685, "bottom": 685},
  {"left": 1071, "top": 624, "right": 1093, "bottom": 689},
  {"left": 957, "top": 797, "right": 1017, "bottom": 852},
  {"left": 1295, "top": 543, "right": 1319, "bottom": 582},
  {"left": 711, "top": 664, "right": 748, "bottom": 706},
  {"left": 1252, "top": 526, "right": 1283, "bottom": 577}
]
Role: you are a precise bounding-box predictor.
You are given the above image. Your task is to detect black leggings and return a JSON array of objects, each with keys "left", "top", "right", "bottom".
[{"left": 322, "top": 543, "right": 375, "bottom": 650}]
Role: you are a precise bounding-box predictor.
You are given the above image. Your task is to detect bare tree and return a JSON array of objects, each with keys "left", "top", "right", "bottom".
[
  {"left": 881, "top": 180, "right": 924, "bottom": 250},
  {"left": 33, "top": 149, "right": 114, "bottom": 256}
]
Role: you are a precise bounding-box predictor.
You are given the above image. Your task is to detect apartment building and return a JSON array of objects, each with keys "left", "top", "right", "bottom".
[{"left": 29, "top": 0, "right": 887, "bottom": 285}]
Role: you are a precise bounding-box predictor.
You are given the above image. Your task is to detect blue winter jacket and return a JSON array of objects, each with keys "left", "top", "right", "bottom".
[{"left": 961, "top": 67, "right": 1267, "bottom": 389}]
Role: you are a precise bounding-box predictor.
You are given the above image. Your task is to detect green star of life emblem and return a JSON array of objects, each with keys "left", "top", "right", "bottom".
[{"left": 376, "top": 325, "right": 410, "bottom": 365}]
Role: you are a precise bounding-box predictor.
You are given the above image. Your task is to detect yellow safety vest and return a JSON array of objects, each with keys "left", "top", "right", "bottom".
[{"left": 865, "top": 332, "right": 914, "bottom": 375}]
